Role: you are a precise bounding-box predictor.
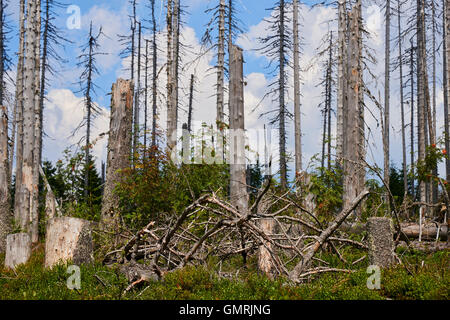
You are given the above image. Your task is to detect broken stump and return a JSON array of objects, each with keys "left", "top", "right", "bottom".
[
  {"left": 367, "top": 217, "right": 395, "bottom": 268},
  {"left": 44, "top": 217, "right": 93, "bottom": 268},
  {"left": 4, "top": 233, "right": 31, "bottom": 269}
]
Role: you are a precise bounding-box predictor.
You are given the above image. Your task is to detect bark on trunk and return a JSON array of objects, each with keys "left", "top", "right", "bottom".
[
  {"left": 384, "top": 0, "right": 391, "bottom": 204},
  {"left": 100, "top": 79, "right": 134, "bottom": 239},
  {"left": 367, "top": 217, "right": 395, "bottom": 268},
  {"left": 444, "top": 0, "right": 450, "bottom": 182},
  {"left": 217, "top": 0, "right": 226, "bottom": 129}
]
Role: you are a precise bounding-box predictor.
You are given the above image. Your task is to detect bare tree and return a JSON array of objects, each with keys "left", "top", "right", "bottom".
[
  {"left": 258, "top": 0, "right": 292, "bottom": 190},
  {"left": 384, "top": 0, "right": 391, "bottom": 200},
  {"left": 336, "top": 0, "right": 347, "bottom": 163},
  {"left": 444, "top": 0, "right": 450, "bottom": 181},
  {"left": 0, "top": 105, "right": 10, "bottom": 252},
  {"left": 293, "top": 0, "right": 302, "bottom": 175}
]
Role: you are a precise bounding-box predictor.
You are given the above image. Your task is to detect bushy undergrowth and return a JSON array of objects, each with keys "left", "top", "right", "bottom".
[{"left": 0, "top": 246, "right": 448, "bottom": 300}]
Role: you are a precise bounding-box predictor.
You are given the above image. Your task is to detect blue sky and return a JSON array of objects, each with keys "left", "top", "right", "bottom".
[{"left": 4, "top": 0, "right": 448, "bottom": 181}]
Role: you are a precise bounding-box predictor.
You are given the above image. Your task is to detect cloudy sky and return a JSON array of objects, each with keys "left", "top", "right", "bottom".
[{"left": 4, "top": 0, "right": 447, "bottom": 181}]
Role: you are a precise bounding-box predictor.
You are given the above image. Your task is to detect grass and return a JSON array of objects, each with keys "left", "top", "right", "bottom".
[{"left": 0, "top": 245, "right": 448, "bottom": 300}]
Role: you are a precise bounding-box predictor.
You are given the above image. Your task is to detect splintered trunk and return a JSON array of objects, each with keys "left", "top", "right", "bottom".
[
  {"left": 445, "top": 0, "right": 450, "bottom": 181},
  {"left": 343, "top": 3, "right": 364, "bottom": 218},
  {"left": 293, "top": 0, "right": 302, "bottom": 175},
  {"left": 217, "top": 0, "right": 226, "bottom": 129},
  {"left": 0, "top": 106, "right": 10, "bottom": 252},
  {"left": 279, "top": 0, "right": 287, "bottom": 190},
  {"left": 15, "top": 0, "right": 37, "bottom": 234},
  {"left": 384, "top": 0, "right": 391, "bottom": 199},
  {"left": 336, "top": 0, "right": 347, "bottom": 162},
  {"left": 100, "top": 79, "right": 134, "bottom": 241},
  {"left": 229, "top": 45, "right": 248, "bottom": 214},
  {"left": 144, "top": 39, "right": 149, "bottom": 157}
]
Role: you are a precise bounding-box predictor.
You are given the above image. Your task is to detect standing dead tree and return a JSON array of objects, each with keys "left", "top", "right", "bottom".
[
  {"left": 100, "top": 79, "right": 134, "bottom": 243},
  {"left": 0, "top": 105, "right": 10, "bottom": 252},
  {"left": 293, "top": 0, "right": 302, "bottom": 175},
  {"left": 258, "top": 0, "right": 292, "bottom": 190},
  {"left": 76, "top": 22, "right": 105, "bottom": 212},
  {"left": 342, "top": 1, "right": 365, "bottom": 218}
]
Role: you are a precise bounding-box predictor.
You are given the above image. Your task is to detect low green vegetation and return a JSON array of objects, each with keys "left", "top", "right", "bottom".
[{"left": 0, "top": 246, "right": 448, "bottom": 300}]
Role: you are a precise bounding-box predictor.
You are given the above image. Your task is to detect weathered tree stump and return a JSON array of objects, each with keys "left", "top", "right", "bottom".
[
  {"left": 44, "top": 217, "right": 93, "bottom": 268},
  {"left": 367, "top": 217, "right": 395, "bottom": 268},
  {"left": 4, "top": 233, "right": 31, "bottom": 269}
]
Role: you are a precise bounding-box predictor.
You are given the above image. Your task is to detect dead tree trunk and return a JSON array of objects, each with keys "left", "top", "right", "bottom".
[
  {"left": 444, "top": 0, "right": 450, "bottom": 182},
  {"left": 293, "top": 0, "right": 302, "bottom": 175},
  {"left": 229, "top": 45, "right": 248, "bottom": 214},
  {"left": 384, "top": 0, "right": 391, "bottom": 204},
  {"left": 10, "top": 0, "right": 26, "bottom": 182},
  {"left": 15, "top": 0, "right": 38, "bottom": 235},
  {"left": 44, "top": 217, "right": 93, "bottom": 268},
  {"left": 0, "top": 105, "right": 10, "bottom": 252},
  {"left": 336, "top": 0, "right": 347, "bottom": 163},
  {"left": 100, "top": 79, "right": 134, "bottom": 240},
  {"left": 166, "top": 0, "right": 177, "bottom": 151},
  {"left": 31, "top": 0, "right": 42, "bottom": 244},
  {"left": 367, "top": 217, "right": 395, "bottom": 268},
  {"left": 343, "top": 3, "right": 364, "bottom": 218},
  {"left": 4, "top": 233, "right": 31, "bottom": 269},
  {"left": 217, "top": 0, "right": 226, "bottom": 130}
]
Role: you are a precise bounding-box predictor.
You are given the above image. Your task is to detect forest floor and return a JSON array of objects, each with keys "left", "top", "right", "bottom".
[{"left": 0, "top": 244, "right": 448, "bottom": 300}]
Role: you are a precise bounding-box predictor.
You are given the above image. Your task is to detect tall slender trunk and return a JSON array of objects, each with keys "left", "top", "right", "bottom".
[
  {"left": 144, "top": 39, "right": 148, "bottom": 159},
  {"left": 397, "top": 0, "right": 407, "bottom": 196},
  {"left": 444, "top": 0, "right": 450, "bottom": 181},
  {"left": 188, "top": 74, "right": 194, "bottom": 132},
  {"left": 217, "top": 0, "right": 225, "bottom": 130},
  {"left": 0, "top": 105, "right": 10, "bottom": 252},
  {"left": 16, "top": 0, "right": 37, "bottom": 234},
  {"left": 384, "top": 0, "right": 391, "bottom": 199},
  {"left": 410, "top": 40, "right": 415, "bottom": 198},
  {"left": 151, "top": 0, "right": 157, "bottom": 148},
  {"left": 417, "top": 0, "right": 427, "bottom": 206},
  {"left": 279, "top": 0, "right": 287, "bottom": 190},
  {"left": 133, "top": 21, "right": 141, "bottom": 160},
  {"left": 0, "top": 0, "right": 4, "bottom": 105},
  {"left": 11, "top": 0, "right": 26, "bottom": 183},
  {"left": 84, "top": 23, "right": 94, "bottom": 206},
  {"left": 336, "top": 0, "right": 347, "bottom": 163},
  {"left": 327, "top": 33, "right": 333, "bottom": 170},
  {"left": 293, "top": 0, "right": 302, "bottom": 175},
  {"left": 31, "top": 0, "right": 41, "bottom": 243},
  {"left": 166, "top": 0, "right": 176, "bottom": 150}
]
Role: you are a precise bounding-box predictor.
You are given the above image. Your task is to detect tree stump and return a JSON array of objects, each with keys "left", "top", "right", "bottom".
[
  {"left": 367, "top": 217, "right": 395, "bottom": 268},
  {"left": 44, "top": 217, "right": 93, "bottom": 268},
  {"left": 4, "top": 233, "right": 31, "bottom": 269}
]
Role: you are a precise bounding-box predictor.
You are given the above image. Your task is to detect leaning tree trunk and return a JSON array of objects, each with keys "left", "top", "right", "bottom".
[
  {"left": 15, "top": 0, "right": 37, "bottom": 234},
  {"left": 0, "top": 105, "right": 10, "bottom": 252},
  {"left": 293, "top": 0, "right": 302, "bottom": 176},
  {"left": 343, "top": 3, "right": 364, "bottom": 218},
  {"left": 100, "top": 79, "right": 134, "bottom": 242}
]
